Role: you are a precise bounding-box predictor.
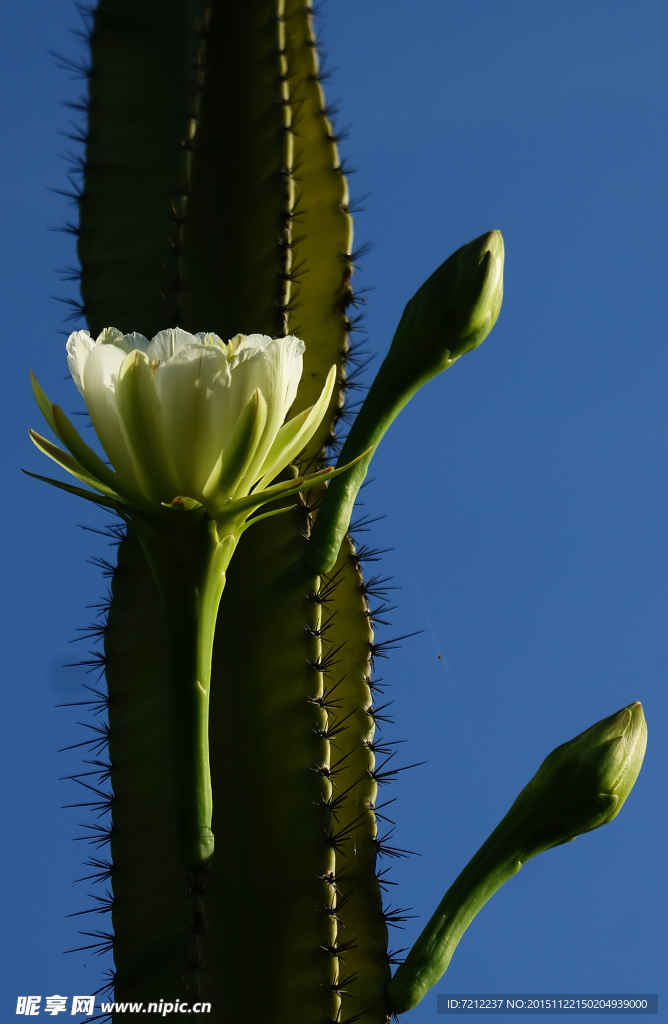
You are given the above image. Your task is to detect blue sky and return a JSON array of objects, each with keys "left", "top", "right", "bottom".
[{"left": 0, "top": 1, "right": 665, "bottom": 1020}]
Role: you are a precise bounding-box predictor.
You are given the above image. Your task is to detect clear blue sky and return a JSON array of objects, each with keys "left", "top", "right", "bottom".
[{"left": 0, "top": 1, "right": 665, "bottom": 1020}]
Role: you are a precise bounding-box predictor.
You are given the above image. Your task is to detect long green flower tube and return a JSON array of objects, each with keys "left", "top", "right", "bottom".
[{"left": 389, "top": 702, "right": 647, "bottom": 1014}]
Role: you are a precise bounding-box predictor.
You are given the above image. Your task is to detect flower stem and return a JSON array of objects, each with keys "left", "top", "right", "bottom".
[
  {"left": 389, "top": 834, "right": 521, "bottom": 1013},
  {"left": 130, "top": 506, "right": 237, "bottom": 868}
]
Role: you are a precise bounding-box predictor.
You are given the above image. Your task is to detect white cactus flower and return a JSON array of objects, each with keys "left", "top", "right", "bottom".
[
  {"left": 28, "top": 327, "right": 368, "bottom": 871},
  {"left": 30, "top": 327, "right": 337, "bottom": 519}
]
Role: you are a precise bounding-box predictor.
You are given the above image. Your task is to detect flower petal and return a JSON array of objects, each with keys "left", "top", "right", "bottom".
[
  {"left": 230, "top": 335, "right": 305, "bottom": 494},
  {"left": 96, "top": 327, "right": 126, "bottom": 346},
  {"left": 152, "top": 344, "right": 232, "bottom": 497},
  {"left": 66, "top": 330, "right": 95, "bottom": 394},
  {"left": 117, "top": 331, "right": 150, "bottom": 354},
  {"left": 147, "top": 327, "right": 200, "bottom": 364},
  {"left": 83, "top": 339, "right": 126, "bottom": 388},
  {"left": 114, "top": 350, "right": 180, "bottom": 502},
  {"left": 255, "top": 364, "right": 337, "bottom": 490},
  {"left": 81, "top": 342, "right": 142, "bottom": 495},
  {"left": 203, "top": 389, "right": 267, "bottom": 512}
]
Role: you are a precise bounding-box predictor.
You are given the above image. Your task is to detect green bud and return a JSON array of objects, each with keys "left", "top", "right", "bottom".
[
  {"left": 385, "top": 228, "right": 504, "bottom": 378},
  {"left": 389, "top": 703, "right": 647, "bottom": 1014},
  {"left": 305, "top": 230, "right": 504, "bottom": 573},
  {"left": 510, "top": 701, "right": 647, "bottom": 857}
]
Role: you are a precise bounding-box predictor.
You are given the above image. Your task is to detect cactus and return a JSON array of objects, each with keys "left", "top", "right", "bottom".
[{"left": 31, "top": 2, "right": 647, "bottom": 1021}]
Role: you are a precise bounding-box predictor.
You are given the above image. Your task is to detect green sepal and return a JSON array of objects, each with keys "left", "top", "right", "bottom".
[
  {"left": 51, "top": 404, "right": 128, "bottom": 497},
  {"left": 22, "top": 468, "right": 119, "bottom": 509},
  {"left": 114, "top": 350, "right": 178, "bottom": 503},
  {"left": 216, "top": 447, "right": 373, "bottom": 531},
  {"left": 29, "top": 370, "right": 59, "bottom": 434},
  {"left": 28, "top": 430, "right": 122, "bottom": 503},
  {"left": 31, "top": 370, "right": 119, "bottom": 492},
  {"left": 255, "top": 364, "right": 338, "bottom": 491},
  {"left": 205, "top": 388, "right": 268, "bottom": 510},
  {"left": 255, "top": 406, "right": 311, "bottom": 482},
  {"left": 237, "top": 502, "right": 298, "bottom": 534},
  {"left": 161, "top": 495, "right": 207, "bottom": 514},
  {"left": 31, "top": 371, "right": 151, "bottom": 508}
]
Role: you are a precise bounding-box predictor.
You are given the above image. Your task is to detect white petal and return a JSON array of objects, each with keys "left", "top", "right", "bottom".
[
  {"left": 83, "top": 342, "right": 126, "bottom": 389},
  {"left": 256, "top": 364, "right": 337, "bottom": 490},
  {"left": 230, "top": 336, "right": 303, "bottom": 415},
  {"left": 228, "top": 333, "right": 271, "bottom": 366},
  {"left": 96, "top": 327, "right": 126, "bottom": 346},
  {"left": 66, "top": 330, "right": 95, "bottom": 394},
  {"left": 231, "top": 335, "right": 305, "bottom": 494},
  {"left": 114, "top": 350, "right": 179, "bottom": 502},
  {"left": 194, "top": 332, "right": 226, "bottom": 348},
  {"left": 81, "top": 343, "right": 141, "bottom": 494},
  {"left": 147, "top": 327, "right": 199, "bottom": 364},
  {"left": 118, "top": 331, "right": 150, "bottom": 354},
  {"left": 153, "top": 345, "right": 232, "bottom": 497}
]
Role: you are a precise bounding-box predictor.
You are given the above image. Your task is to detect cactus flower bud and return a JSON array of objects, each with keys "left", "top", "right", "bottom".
[
  {"left": 29, "top": 327, "right": 339, "bottom": 519},
  {"left": 385, "top": 228, "right": 504, "bottom": 376},
  {"left": 512, "top": 701, "right": 647, "bottom": 852},
  {"left": 306, "top": 230, "right": 504, "bottom": 573},
  {"left": 389, "top": 703, "right": 647, "bottom": 1014}
]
